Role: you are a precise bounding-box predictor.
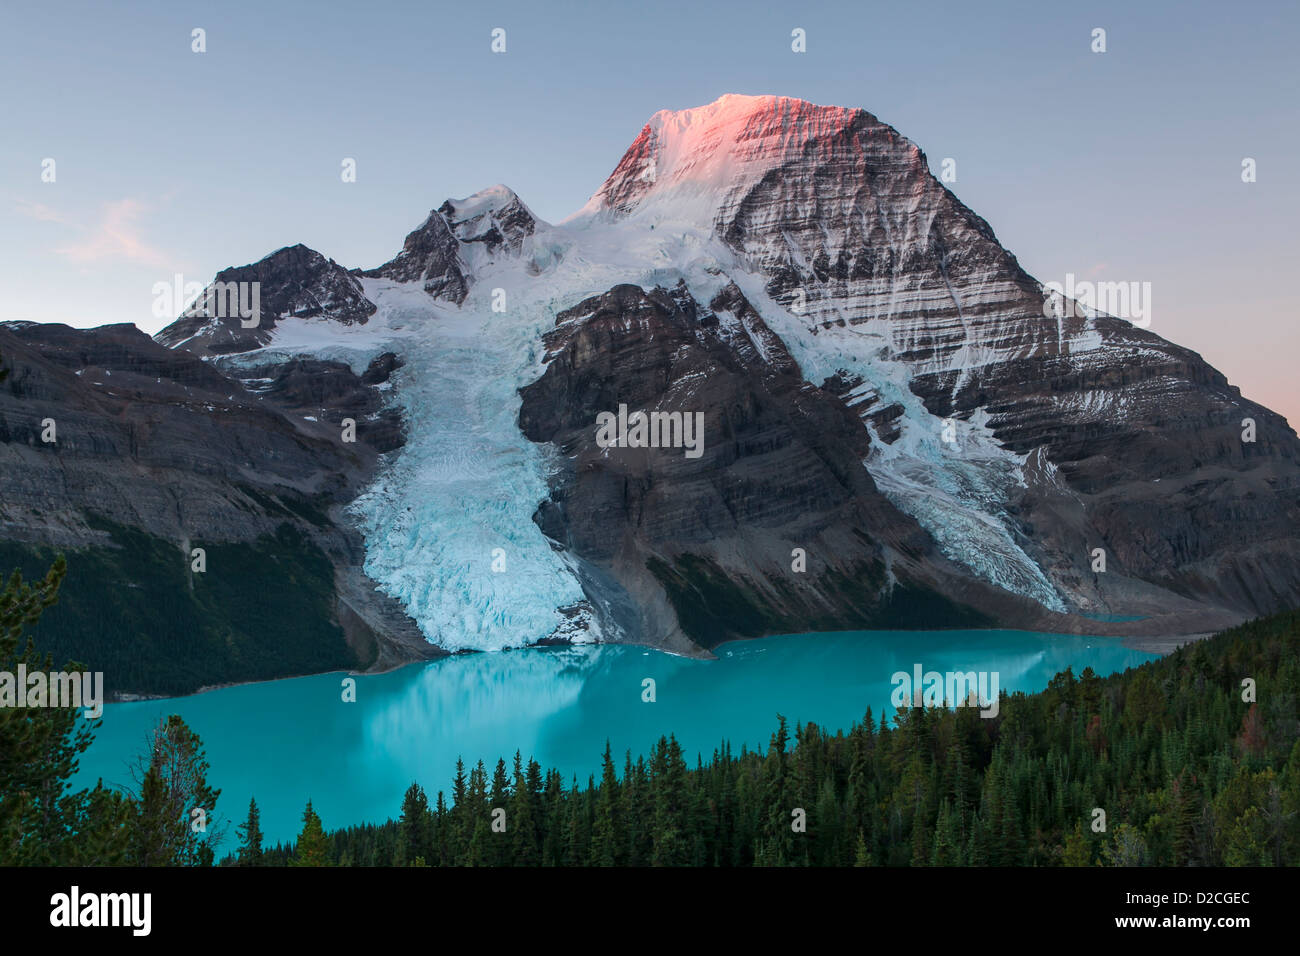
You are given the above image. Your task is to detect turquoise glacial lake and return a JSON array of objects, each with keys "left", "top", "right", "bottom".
[{"left": 74, "top": 629, "right": 1158, "bottom": 846}]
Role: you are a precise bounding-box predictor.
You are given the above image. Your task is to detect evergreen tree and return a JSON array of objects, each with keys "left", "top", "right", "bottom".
[
  {"left": 508, "top": 757, "right": 540, "bottom": 866},
  {"left": 433, "top": 791, "right": 450, "bottom": 865},
  {"left": 1061, "top": 822, "right": 1091, "bottom": 867},
  {"left": 650, "top": 735, "right": 689, "bottom": 867},
  {"left": 293, "top": 800, "right": 331, "bottom": 866},
  {"left": 0, "top": 557, "right": 129, "bottom": 865},
  {"left": 853, "top": 829, "right": 874, "bottom": 866},
  {"left": 130, "top": 763, "right": 183, "bottom": 866},
  {"left": 589, "top": 742, "right": 622, "bottom": 866},
  {"left": 127, "top": 714, "right": 221, "bottom": 865},
  {"left": 449, "top": 758, "right": 468, "bottom": 861},
  {"left": 398, "top": 782, "right": 429, "bottom": 866},
  {"left": 235, "top": 797, "right": 263, "bottom": 866}
]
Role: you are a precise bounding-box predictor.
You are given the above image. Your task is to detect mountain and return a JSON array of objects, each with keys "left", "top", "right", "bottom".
[
  {"left": 154, "top": 243, "right": 376, "bottom": 356},
  {"left": 4, "top": 94, "right": 1298, "bottom": 694},
  {"left": 360, "top": 185, "right": 542, "bottom": 302}
]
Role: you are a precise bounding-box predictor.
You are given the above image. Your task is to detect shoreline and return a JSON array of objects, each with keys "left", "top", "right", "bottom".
[
  {"left": 106, "top": 622, "right": 1215, "bottom": 705},
  {"left": 1119, "top": 631, "right": 1215, "bottom": 654}
]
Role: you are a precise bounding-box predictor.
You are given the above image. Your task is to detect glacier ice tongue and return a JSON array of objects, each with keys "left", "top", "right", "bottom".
[{"left": 346, "top": 279, "right": 590, "bottom": 652}]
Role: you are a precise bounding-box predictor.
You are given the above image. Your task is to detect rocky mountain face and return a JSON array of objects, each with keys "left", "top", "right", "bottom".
[
  {"left": 359, "top": 185, "right": 541, "bottom": 301},
  {"left": 155, "top": 244, "right": 376, "bottom": 357},
  {"left": 518, "top": 281, "right": 1007, "bottom": 648},
  {"left": 4, "top": 94, "right": 1297, "bottom": 693}
]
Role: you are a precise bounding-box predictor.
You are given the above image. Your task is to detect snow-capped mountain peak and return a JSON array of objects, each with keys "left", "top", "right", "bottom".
[{"left": 573, "top": 94, "right": 893, "bottom": 226}]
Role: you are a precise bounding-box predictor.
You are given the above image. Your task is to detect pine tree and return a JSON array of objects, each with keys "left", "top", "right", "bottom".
[
  {"left": 130, "top": 763, "right": 183, "bottom": 866},
  {"left": 589, "top": 741, "right": 622, "bottom": 866},
  {"left": 398, "top": 782, "right": 429, "bottom": 865},
  {"left": 761, "top": 716, "right": 792, "bottom": 865},
  {"left": 127, "top": 714, "right": 222, "bottom": 865},
  {"left": 1061, "top": 822, "right": 1091, "bottom": 867},
  {"left": 465, "top": 760, "right": 489, "bottom": 865},
  {"left": 292, "top": 800, "right": 331, "bottom": 866},
  {"left": 433, "top": 791, "right": 450, "bottom": 865},
  {"left": 449, "top": 758, "right": 468, "bottom": 862},
  {"left": 0, "top": 556, "right": 128, "bottom": 865},
  {"left": 812, "top": 778, "right": 841, "bottom": 865},
  {"left": 650, "top": 735, "right": 690, "bottom": 866},
  {"left": 930, "top": 798, "right": 961, "bottom": 865},
  {"left": 541, "top": 767, "right": 565, "bottom": 866},
  {"left": 508, "top": 757, "right": 540, "bottom": 866},
  {"left": 565, "top": 776, "right": 591, "bottom": 866},
  {"left": 853, "top": 829, "right": 874, "bottom": 866},
  {"left": 235, "top": 797, "right": 263, "bottom": 866}
]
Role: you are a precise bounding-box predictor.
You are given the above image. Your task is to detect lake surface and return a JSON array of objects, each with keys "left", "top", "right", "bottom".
[{"left": 74, "top": 629, "right": 1158, "bottom": 846}]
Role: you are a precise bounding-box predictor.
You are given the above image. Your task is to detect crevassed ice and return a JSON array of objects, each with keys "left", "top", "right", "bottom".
[{"left": 346, "top": 279, "right": 588, "bottom": 652}]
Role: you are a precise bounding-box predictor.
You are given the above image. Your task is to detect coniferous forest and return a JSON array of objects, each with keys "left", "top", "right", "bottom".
[{"left": 254, "top": 610, "right": 1300, "bottom": 867}]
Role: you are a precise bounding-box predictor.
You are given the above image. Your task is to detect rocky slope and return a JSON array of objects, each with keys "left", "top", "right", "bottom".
[
  {"left": 0, "top": 320, "right": 434, "bottom": 697},
  {"left": 359, "top": 185, "right": 542, "bottom": 301},
  {"left": 155, "top": 243, "right": 376, "bottom": 356}
]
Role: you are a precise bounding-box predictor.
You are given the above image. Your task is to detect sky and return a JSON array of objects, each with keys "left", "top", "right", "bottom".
[{"left": 2, "top": 0, "right": 1296, "bottom": 422}]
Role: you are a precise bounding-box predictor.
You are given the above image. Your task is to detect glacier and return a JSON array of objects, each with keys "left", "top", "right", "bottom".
[{"left": 343, "top": 275, "right": 595, "bottom": 652}]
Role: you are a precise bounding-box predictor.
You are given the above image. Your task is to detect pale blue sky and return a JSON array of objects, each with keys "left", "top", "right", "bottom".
[{"left": 2, "top": 0, "right": 1296, "bottom": 420}]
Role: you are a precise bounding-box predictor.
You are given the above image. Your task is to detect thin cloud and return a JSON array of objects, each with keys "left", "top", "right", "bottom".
[
  {"left": 54, "top": 198, "right": 172, "bottom": 268},
  {"left": 13, "top": 198, "right": 67, "bottom": 223}
]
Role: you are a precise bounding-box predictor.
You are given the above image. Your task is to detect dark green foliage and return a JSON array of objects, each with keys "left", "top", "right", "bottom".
[
  {"left": 307, "top": 610, "right": 1300, "bottom": 866},
  {"left": 397, "top": 783, "right": 428, "bottom": 866},
  {"left": 291, "top": 801, "right": 331, "bottom": 866},
  {"left": 0, "top": 515, "right": 364, "bottom": 697},
  {"left": 236, "top": 797, "right": 263, "bottom": 865},
  {"left": 0, "top": 556, "right": 131, "bottom": 864},
  {"left": 126, "top": 714, "right": 222, "bottom": 865},
  {"left": 0, "top": 557, "right": 217, "bottom": 866}
]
